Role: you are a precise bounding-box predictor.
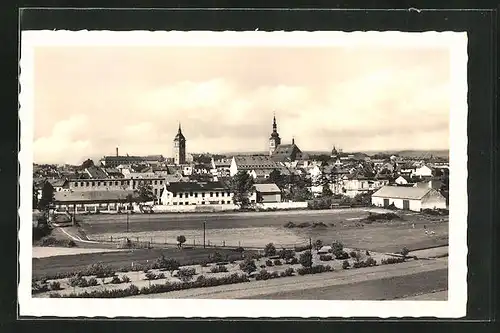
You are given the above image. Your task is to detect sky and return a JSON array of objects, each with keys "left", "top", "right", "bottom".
[{"left": 32, "top": 43, "right": 451, "bottom": 165}]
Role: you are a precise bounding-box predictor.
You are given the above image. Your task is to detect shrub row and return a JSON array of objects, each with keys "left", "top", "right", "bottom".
[
  {"left": 144, "top": 272, "right": 165, "bottom": 281},
  {"left": 297, "top": 265, "right": 333, "bottom": 275},
  {"left": 50, "top": 273, "right": 249, "bottom": 298},
  {"left": 69, "top": 276, "right": 99, "bottom": 288},
  {"left": 352, "top": 257, "right": 377, "bottom": 268},
  {"left": 319, "top": 255, "right": 333, "bottom": 261},
  {"left": 209, "top": 265, "right": 228, "bottom": 273},
  {"left": 39, "top": 237, "right": 76, "bottom": 248},
  {"left": 381, "top": 257, "right": 406, "bottom": 265}
]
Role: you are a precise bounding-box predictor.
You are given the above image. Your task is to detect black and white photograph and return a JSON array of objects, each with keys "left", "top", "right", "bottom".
[{"left": 19, "top": 30, "right": 468, "bottom": 318}]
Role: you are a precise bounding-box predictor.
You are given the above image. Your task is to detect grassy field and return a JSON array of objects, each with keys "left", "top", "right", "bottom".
[{"left": 78, "top": 209, "right": 448, "bottom": 253}]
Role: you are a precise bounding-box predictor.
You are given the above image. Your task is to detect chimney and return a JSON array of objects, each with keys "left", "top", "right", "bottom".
[{"left": 116, "top": 147, "right": 119, "bottom": 157}]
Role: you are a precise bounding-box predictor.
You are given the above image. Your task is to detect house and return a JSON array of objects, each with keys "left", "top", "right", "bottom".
[
  {"left": 371, "top": 186, "right": 447, "bottom": 211},
  {"left": 337, "top": 177, "right": 390, "bottom": 198},
  {"left": 53, "top": 189, "right": 136, "bottom": 213},
  {"left": 412, "top": 164, "right": 435, "bottom": 178},
  {"left": 414, "top": 179, "right": 443, "bottom": 191},
  {"left": 161, "top": 181, "right": 235, "bottom": 206},
  {"left": 100, "top": 155, "right": 146, "bottom": 168},
  {"left": 394, "top": 175, "right": 415, "bottom": 186},
  {"left": 253, "top": 183, "right": 282, "bottom": 203}
]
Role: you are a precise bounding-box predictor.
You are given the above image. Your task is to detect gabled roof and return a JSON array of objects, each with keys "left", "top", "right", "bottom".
[
  {"left": 47, "top": 178, "right": 67, "bottom": 187},
  {"left": 254, "top": 183, "right": 281, "bottom": 193},
  {"left": 54, "top": 190, "right": 136, "bottom": 203},
  {"left": 86, "top": 166, "right": 108, "bottom": 179},
  {"left": 372, "top": 186, "right": 433, "bottom": 200},
  {"left": 233, "top": 155, "right": 279, "bottom": 169}
]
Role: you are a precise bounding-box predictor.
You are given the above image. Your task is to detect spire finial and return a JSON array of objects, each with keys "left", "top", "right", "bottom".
[{"left": 178, "top": 122, "right": 182, "bottom": 133}]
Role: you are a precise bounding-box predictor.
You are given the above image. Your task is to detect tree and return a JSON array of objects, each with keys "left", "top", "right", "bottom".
[
  {"left": 135, "top": 183, "right": 155, "bottom": 203},
  {"left": 401, "top": 247, "right": 410, "bottom": 258},
  {"left": 32, "top": 183, "right": 38, "bottom": 209},
  {"left": 264, "top": 243, "right": 277, "bottom": 257},
  {"left": 239, "top": 257, "right": 257, "bottom": 274},
  {"left": 38, "top": 181, "right": 54, "bottom": 211},
  {"left": 322, "top": 183, "right": 333, "bottom": 197},
  {"left": 314, "top": 239, "right": 323, "bottom": 251},
  {"left": 299, "top": 251, "right": 313, "bottom": 268},
  {"left": 331, "top": 241, "right": 344, "bottom": 257},
  {"left": 177, "top": 235, "right": 186, "bottom": 248},
  {"left": 269, "top": 169, "right": 286, "bottom": 189},
  {"left": 125, "top": 193, "right": 134, "bottom": 211},
  {"left": 164, "top": 258, "right": 180, "bottom": 276},
  {"left": 279, "top": 249, "right": 296, "bottom": 262},
  {"left": 230, "top": 171, "right": 255, "bottom": 209}
]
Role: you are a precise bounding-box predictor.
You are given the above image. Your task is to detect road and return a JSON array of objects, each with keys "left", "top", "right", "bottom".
[
  {"left": 32, "top": 247, "right": 242, "bottom": 279},
  {"left": 130, "top": 258, "right": 448, "bottom": 300}
]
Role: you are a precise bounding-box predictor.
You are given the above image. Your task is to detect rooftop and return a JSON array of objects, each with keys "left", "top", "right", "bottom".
[
  {"left": 54, "top": 190, "right": 136, "bottom": 203},
  {"left": 254, "top": 183, "right": 281, "bottom": 193},
  {"left": 372, "top": 186, "right": 433, "bottom": 200}
]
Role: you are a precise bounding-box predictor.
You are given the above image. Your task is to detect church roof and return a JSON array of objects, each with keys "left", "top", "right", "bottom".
[{"left": 271, "top": 143, "right": 307, "bottom": 162}]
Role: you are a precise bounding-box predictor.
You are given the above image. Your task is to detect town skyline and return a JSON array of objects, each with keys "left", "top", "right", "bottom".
[{"left": 33, "top": 45, "right": 450, "bottom": 165}]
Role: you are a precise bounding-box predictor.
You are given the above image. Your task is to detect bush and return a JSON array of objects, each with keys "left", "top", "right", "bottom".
[
  {"left": 52, "top": 274, "right": 250, "bottom": 299},
  {"left": 365, "top": 250, "right": 370, "bottom": 256},
  {"left": 349, "top": 251, "right": 358, "bottom": 259},
  {"left": 210, "top": 265, "right": 228, "bottom": 273},
  {"left": 121, "top": 275, "right": 130, "bottom": 283},
  {"left": 365, "top": 257, "right": 377, "bottom": 267},
  {"left": 319, "top": 255, "right": 333, "bottom": 261},
  {"left": 401, "top": 247, "right": 410, "bottom": 257},
  {"left": 239, "top": 257, "right": 257, "bottom": 274},
  {"left": 49, "top": 281, "right": 61, "bottom": 291},
  {"left": 294, "top": 244, "right": 312, "bottom": 252},
  {"left": 313, "top": 239, "right": 323, "bottom": 251},
  {"left": 87, "top": 263, "right": 115, "bottom": 278},
  {"left": 297, "top": 222, "right": 311, "bottom": 228},
  {"left": 273, "top": 259, "right": 282, "bottom": 266},
  {"left": 299, "top": 251, "right": 313, "bottom": 268},
  {"left": 289, "top": 257, "right": 299, "bottom": 265},
  {"left": 209, "top": 252, "right": 224, "bottom": 263},
  {"left": 87, "top": 277, "right": 98, "bottom": 286},
  {"left": 177, "top": 267, "right": 196, "bottom": 282},
  {"left": 259, "top": 264, "right": 266, "bottom": 269},
  {"left": 284, "top": 222, "right": 296, "bottom": 228},
  {"left": 381, "top": 257, "right": 406, "bottom": 265},
  {"left": 176, "top": 235, "right": 187, "bottom": 247},
  {"left": 281, "top": 267, "right": 294, "bottom": 277},
  {"left": 335, "top": 251, "right": 349, "bottom": 260},
  {"left": 111, "top": 276, "right": 122, "bottom": 284},
  {"left": 157, "top": 273, "right": 165, "bottom": 279},
  {"left": 145, "top": 271, "right": 157, "bottom": 280},
  {"left": 234, "top": 246, "right": 245, "bottom": 253},
  {"left": 331, "top": 241, "right": 344, "bottom": 257},
  {"left": 312, "top": 222, "right": 328, "bottom": 228},
  {"left": 255, "top": 269, "right": 271, "bottom": 281},
  {"left": 265, "top": 260, "right": 274, "bottom": 267},
  {"left": 297, "top": 265, "right": 333, "bottom": 275},
  {"left": 279, "top": 249, "right": 296, "bottom": 261},
  {"left": 264, "top": 243, "right": 277, "bottom": 257},
  {"left": 363, "top": 212, "right": 401, "bottom": 222},
  {"left": 342, "top": 260, "right": 350, "bottom": 269},
  {"left": 32, "top": 281, "right": 49, "bottom": 294},
  {"left": 67, "top": 240, "right": 76, "bottom": 247}
]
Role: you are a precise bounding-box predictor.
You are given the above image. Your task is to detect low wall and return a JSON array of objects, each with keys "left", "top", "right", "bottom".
[
  {"left": 257, "top": 202, "right": 308, "bottom": 210},
  {"left": 152, "top": 203, "right": 239, "bottom": 213}
]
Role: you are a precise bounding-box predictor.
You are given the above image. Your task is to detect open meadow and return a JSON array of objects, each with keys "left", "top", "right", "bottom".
[{"left": 78, "top": 208, "right": 448, "bottom": 253}]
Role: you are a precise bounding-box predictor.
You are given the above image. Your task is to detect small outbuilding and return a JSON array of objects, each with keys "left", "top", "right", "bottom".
[
  {"left": 371, "top": 185, "right": 446, "bottom": 212},
  {"left": 253, "top": 183, "right": 282, "bottom": 203}
]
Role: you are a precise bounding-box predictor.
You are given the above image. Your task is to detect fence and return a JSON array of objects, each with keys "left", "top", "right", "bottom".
[{"left": 88, "top": 234, "right": 311, "bottom": 251}]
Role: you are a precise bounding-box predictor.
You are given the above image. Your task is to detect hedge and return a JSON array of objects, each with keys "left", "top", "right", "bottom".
[
  {"left": 51, "top": 273, "right": 249, "bottom": 298},
  {"left": 297, "top": 265, "right": 333, "bottom": 275},
  {"left": 381, "top": 257, "right": 406, "bottom": 265}
]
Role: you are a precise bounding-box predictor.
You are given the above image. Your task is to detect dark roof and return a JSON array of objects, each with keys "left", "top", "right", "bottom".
[
  {"left": 233, "top": 155, "right": 280, "bottom": 169},
  {"left": 271, "top": 143, "right": 307, "bottom": 162},
  {"left": 102, "top": 156, "right": 145, "bottom": 162},
  {"left": 47, "top": 178, "right": 67, "bottom": 187},
  {"left": 142, "top": 155, "right": 165, "bottom": 161},
  {"left": 86, "top": 166, "right": 109, "bottom": 179},
  {"left": 174, "top": 125, "right": 186, "bottom": 142},
  {"left": 54, "top": 190, "right": 136, "bottom": 203},
  {"left": 166, "top": 181, "right": 229, "bottom": 193}
]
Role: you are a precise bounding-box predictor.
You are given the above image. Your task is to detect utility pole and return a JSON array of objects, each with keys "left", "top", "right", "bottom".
[
  {"left": 203, "top": 221, "right": 206, "bottom": 249},
  {"left": 126, "top": 210, "right": 129, "bottom": 233},
  {"left": 309, "top": 237, "right": 312, "bottom": 250}
]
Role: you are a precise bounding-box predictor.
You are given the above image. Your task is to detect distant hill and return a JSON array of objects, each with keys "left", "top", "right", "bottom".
[{"left": 360, "top": 150, "right": 449, "bottom": 159}]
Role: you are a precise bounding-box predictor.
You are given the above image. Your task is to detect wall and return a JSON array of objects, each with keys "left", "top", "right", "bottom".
[
  {"left": 260, "top": 193, "right": 281, "bottom": 203},
  {"left": 257, "top": 202, "right": 308, "bottom": 210},
  {"left": 371, "top": 197, "right": 422, "bottom": 212},
  {"left": 421, "top": 190, "right": 447, "bottom": 210},
  {"left": 153, "top": 203, "right": 238, "bottom": 213},
  {"left": 67, "top": 178, "right": 166, "bottom": 200},
  {"left": 161, "top": 189, "right": 234, "bottom": 206}
]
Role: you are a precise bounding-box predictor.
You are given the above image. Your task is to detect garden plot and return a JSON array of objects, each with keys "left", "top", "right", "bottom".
[{"left": 33, "top": 244, "right": 412, "bottom": 298}]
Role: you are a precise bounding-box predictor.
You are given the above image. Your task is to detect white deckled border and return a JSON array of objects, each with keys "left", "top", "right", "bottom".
[{"left": 19, "top": 30, "right": 468, "bottom": 318}]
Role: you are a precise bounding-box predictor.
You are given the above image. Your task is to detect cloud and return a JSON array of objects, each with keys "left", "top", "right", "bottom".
[{"left": 32, "top": 44, "right": 451, "bottom": 164}]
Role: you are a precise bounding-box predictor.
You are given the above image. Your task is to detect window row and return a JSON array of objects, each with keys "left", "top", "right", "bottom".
[
  {"left": 72, "top": 179, "right": 164, "bottom": 187},
  {"left": 174, "top": 191, "right": 232, "bottom": 198},
  {"left": 172, "top": 201, "right": 232, "bottom": 205}
]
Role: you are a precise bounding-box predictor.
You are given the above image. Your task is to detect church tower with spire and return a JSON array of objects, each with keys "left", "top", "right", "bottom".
[
  {"left": 173, "top": 123, "right": 186, "bottom": 165},
  {"left": 269, "top": 113, "right": 281, "bottom": 156}
]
